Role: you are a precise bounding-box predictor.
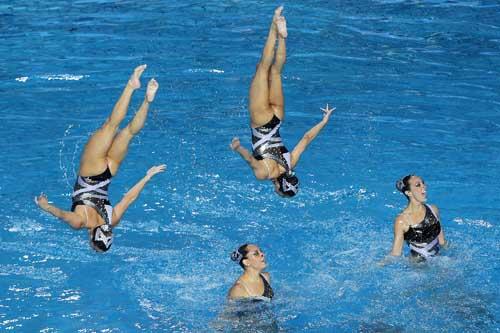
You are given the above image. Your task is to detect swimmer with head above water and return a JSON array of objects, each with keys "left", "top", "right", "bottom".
[
  {"left": 36, "top": 65, "right": 165, "bottom": 252},
  {"left": 230, "top": 6, "right": 335, "bottom": 198},
  {"left": 388, "top": 175, "right": 448, "bottom": 261},
  {"left": 228, "top": 244, "right": 274, "bottom": 301}
]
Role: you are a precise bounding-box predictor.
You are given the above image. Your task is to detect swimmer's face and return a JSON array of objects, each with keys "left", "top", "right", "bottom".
[
  {"left": 407, "top": 176, "right": 427, "bottom": 203},
  {"left": 272, "top": 178, "right": 298, "bottom": 197},
  {"left": 272, "top": 180, "right": 285, "bottom": 197},
  {"left": 243, "top": 244, "right": 267, "bottom": 270}
]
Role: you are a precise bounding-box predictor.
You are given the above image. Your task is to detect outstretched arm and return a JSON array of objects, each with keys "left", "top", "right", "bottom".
[
  {"left": 35, "top": 194, "right": 84, "bottom": 229},
  {"left": 291, "top": 104, "right": 335, "bottom": 168},
  {"left": 112, "top": 164, "right": 166, "bottom": 226},
  {"left": 230, "top": 138, "right": 266, "bottom": 179}
]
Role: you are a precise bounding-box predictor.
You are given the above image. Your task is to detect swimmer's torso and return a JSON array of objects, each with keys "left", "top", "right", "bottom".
[
  {"left": 403, "top": 205, "right": 441, "bottom": 244},
  {"left": 403, "top": 204, "right": 441, "bottom": 258},
  {"left": 71, "top": 167, "right": 114, "bottom": 229},
  {"left": 236, "top": 274, "right": 274, "bottom": 301}
]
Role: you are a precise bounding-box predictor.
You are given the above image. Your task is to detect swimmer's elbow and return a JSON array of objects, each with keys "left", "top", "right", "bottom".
[{"left": 303, "top": 132, "right": 313, "bottom": 142}]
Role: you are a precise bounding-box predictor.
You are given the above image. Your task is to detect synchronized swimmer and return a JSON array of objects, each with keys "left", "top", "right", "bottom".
[
  {"left": 36, "top": 65, "right": 165, "bottom": 252},
  {"left": 389, "top": 174, "right": 448, "bottom": 260},
  {"left": 228, "top": 244, "right": 273, "bottom": 301},
  {"left": 230, "top": 6, "right": 335, "bottom": 197}
]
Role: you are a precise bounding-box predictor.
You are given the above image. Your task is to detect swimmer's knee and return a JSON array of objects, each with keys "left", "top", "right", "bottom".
[
  {"left": 257, "top": 60, "right": 272, "bottom": 72},
  {"left": 101, "top": 119, "right": 120, "bottom": 132},
  {"left": 270, "top": 66, "right": 282, "bottom": 76},
  {"left": 121, "top": 124, "right": 136, "bottom": 137}
]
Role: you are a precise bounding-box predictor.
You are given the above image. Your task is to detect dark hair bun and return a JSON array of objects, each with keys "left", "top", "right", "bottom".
[
  {"left": 396, "top": 179, "right": 405, "bottom": 192},
  {"left": 231, "top": 250, "right": 242, "bottom": 262}
]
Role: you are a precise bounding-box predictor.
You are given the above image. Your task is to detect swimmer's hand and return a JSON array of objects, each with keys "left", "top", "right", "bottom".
[
  {"left": 320, "top": 104, "right": 336, "bottom": 122},
  {"left": 377, "top": 255, "right": 399, "bottom": 267},
  {"left": 146, "top": 164, "right": 166, "bottom": 180},
  {"left": 441, "top": 240, "right": 451, "bottom": 250},
  {"left": 35, "top": 193, "right": 50, "bottom": 210},
  {"left": 230, "top": 137, "right": 241, "bottom": 151}
]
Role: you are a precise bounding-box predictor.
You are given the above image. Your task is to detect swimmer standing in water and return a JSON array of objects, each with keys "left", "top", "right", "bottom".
[
  {"left": 36, "top": 65, "right": 165, "bottom": 252},
  {"left": 388, "top": 175, "right": 448, "bottom": 260},
  {"left": 228, "top": 244, "right": 274, "bottom": 301},
  {"left": 230, "top": 6, "right": 335, "bottom": 197}
]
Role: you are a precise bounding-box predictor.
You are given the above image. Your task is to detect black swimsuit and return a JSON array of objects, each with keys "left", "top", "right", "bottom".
[
  {"left": 260, "top": 274, "right": 274, "bottom": 300},
  {"left": 404, "top": 204, "right": 441, "bottom": 259},
  {"left": 71, "top": 167, "right": 113, "bottom": 225},
  {"left": 251, "top": 115, "right": 292, "bottom": 175}
]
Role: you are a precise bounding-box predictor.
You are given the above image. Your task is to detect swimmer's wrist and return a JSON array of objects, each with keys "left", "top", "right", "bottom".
[{"left": 39, "top": 202, "right": 50, "bottom": 211}]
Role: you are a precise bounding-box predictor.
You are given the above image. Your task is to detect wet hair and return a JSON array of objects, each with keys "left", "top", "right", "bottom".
[
  {"left": 396, "top": 174, "right": 414, "bottom": 201},
  {"left": 91, "top": 226, "right": 113, "bottom": 252},
  {"left": 276, "top": 173, "right": 299, "bottom": 197},
  {"left": 230, "top": 243, "right": 249, "bottom": 269}
]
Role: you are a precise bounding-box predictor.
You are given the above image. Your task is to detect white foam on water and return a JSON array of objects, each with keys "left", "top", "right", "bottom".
[
  {"left": 39, "top": 74, "right": 88, "bottom": 81},
  {"left": 453, "top": 217, "right": 493, "bottom": 228},
  {"left": 185, "top": 68, "right": 224, "bottom": 74}
]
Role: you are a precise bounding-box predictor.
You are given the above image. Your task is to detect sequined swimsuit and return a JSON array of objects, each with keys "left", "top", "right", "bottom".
[
  {"left": 404, "top": 204, "right": 441, "bottom": 259},
  {"left": 71, "top": 167, "right": 113, "bottom": 226},
  {"left": 260, "top": 274, "right": 274, "bottom": 299},
  {"left": 251, "top": 115, "right": 292, "bottom": 174}
]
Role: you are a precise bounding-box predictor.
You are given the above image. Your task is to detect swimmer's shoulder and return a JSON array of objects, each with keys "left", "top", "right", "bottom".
[
  {"left": 429, "top": 203, "right": 439, "bottom": 213},
  {"left": 253, "top": 161, "right": 269, "bottom": 180},
  {"left": 228, "top": 281, "right": 249, "bottom": 299},
  {"left": 394, "top": 211, "right": 410, "bottom": 232},
  {"left": 427, "top": 203, "right": 440, "bottom": 219}
]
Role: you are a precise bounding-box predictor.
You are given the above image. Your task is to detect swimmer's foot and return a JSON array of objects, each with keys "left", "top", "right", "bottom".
[
  {"left": 273, "top": 5, "right": 284, "bottom": 23},
  {"left": 146, "top": 78, "right": 159, "bottom": 102},
  {"left": 276, "top": 16, "right": 287, "bottom": 38},
  {"left": 128, "top": 64, "right": 147, "bottom": 90},
  {"left": 273, "top": 6, "right": 287, "bottom": 38}
]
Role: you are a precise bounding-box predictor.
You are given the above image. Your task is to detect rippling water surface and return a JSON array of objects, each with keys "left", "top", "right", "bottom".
[{"left": 1, "top": 1, "right": 499, "bottom": 332}]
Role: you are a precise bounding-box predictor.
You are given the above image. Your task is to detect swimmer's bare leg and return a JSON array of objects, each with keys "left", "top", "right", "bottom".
[
  {"left": 269, "top": 18, "right": 287, "bottom": 121},
  {"left": 107, "top": 78, "right": 159, "bottom": 175},
  {"left": 248, "top": 6, "right": 283, "bottom": 127},
  {"left": 79, "top": 65, "right": 147, "bottom": 176}
]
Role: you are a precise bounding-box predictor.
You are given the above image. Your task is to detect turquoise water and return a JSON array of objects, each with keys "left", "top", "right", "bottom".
[{"left": 1, "top": 0, "right": 499, "bottom": 332}]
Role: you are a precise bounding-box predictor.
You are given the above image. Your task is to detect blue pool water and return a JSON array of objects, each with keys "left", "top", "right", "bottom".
[{"left": 1, "top": 0, "right": 499, "bottom": 331}]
